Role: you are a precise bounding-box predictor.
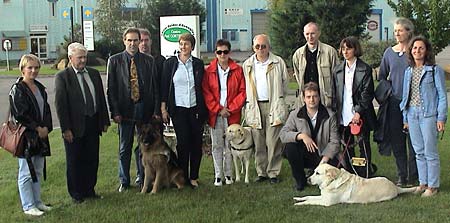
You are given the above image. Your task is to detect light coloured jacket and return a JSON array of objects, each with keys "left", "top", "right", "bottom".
[
  {"left": 243, "top": 52, "right": 289, "bottom": 129},
  {"left": 292, "top": 41, "right": 338, "bottom": 107},
  {"left": 279, "top": 105, "right": 340, "bottom": 159},
  {"left": 400, "top": 65, "right": 448, "bottom": 123}
]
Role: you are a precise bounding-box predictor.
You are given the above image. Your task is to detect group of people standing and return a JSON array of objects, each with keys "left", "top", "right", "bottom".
[{"left": 8, "top": 17, "right": 447, "bottom": 216}]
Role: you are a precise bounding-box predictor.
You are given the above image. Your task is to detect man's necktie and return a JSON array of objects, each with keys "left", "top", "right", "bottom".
[
  {"left": 79, "top": 71, "right": 95, "bottom": 116},
  {"left": 130, "top": 57, "right": 140, "bottom": 102}
]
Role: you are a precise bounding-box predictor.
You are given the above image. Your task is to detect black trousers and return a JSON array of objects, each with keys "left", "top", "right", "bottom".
[
  {"left": 172, "top": 106, "right": 203, "bottom": 182},
  {"left": 388, "top": 97, "right": 418, "bottom": 181},
  {"left": 340, "top": 125, "right": 373, "bottom": 177},
  {"left": 64, "top": 115, "right": 99, "bottom": 200}
]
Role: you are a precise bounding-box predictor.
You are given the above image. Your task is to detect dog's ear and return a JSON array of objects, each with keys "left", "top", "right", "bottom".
[{"left": 325, "top": 168, "right": 340, "bottom": 180}]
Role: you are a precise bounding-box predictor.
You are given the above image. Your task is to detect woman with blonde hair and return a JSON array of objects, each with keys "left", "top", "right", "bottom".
[
  {"left": 9, "top": 54, "right": 53, "bottom": 216},
  {"left": 378, "top": 18, "right": 417, "bottom": 186}
]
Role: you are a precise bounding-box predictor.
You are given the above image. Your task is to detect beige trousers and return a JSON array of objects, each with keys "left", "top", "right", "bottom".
[{"left": 251, "top": 102, "right": 283, "bottom": 178}]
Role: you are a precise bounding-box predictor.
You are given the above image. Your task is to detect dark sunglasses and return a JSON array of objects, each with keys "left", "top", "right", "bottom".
[
  {"left": 216, "top": 50, "right": 230, "bottom": 55},
  {"left": 254, "top": 44, "right": 267, "bottom": 50}
]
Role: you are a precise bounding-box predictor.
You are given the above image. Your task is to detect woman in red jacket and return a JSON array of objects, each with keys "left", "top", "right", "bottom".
[{"left": 202, "top": 39, "right": 246, "bottom": 186}]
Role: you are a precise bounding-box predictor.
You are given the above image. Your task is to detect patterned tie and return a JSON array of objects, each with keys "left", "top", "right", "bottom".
[
  {"left": 79, "top": 71, "right": 95, "bottom": 116},
  {"left": 130, "top": 57, "right": 140, "bottom": 102}
]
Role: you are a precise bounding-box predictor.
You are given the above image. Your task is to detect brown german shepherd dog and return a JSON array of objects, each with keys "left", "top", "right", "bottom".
[{"left": 138, "top": 119, "right": 184, "bottom": 194}]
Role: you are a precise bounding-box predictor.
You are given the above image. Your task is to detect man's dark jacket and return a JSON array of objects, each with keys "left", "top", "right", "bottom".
[
  {"left": 54, "top": 67, "right": 110, "bottom": 138},
  {"left": 106, "top": 51, "right": 159, "bottom": 122}
]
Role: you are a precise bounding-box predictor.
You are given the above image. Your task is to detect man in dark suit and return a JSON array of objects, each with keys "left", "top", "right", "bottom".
[
  {"left": 107, "top": 27, "right": 159, "bottom": 192},
  {"left": 55, "top": 42, "right": 110, "bottom": 203}
]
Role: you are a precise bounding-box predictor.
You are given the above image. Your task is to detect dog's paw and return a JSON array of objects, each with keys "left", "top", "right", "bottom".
[{"left": 293, "top": 197, "right": 306, "bottom": 202}]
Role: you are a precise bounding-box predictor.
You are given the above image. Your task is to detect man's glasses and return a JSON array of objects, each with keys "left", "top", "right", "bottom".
[
  {"left": 216, "top": 50, "right": 230, "bottom": 55},
  {"left": 254, "top": 44, "right": 267, "bottom": 50}
]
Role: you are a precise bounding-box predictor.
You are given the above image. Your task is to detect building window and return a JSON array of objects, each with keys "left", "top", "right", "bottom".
[{"left": 222, "top": 30, "right": 239, "bottom": 41}]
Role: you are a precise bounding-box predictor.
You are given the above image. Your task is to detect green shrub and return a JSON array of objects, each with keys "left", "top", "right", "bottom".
[{"left": 361, "top": 40, "right": 394, "bottom": 68}]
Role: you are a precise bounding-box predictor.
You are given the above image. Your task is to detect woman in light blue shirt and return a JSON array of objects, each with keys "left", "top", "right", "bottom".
[{"left": 400, "top": 36, "right": 447, "bottom": 197}]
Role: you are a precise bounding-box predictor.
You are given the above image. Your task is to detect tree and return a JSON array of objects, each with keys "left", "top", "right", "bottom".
[
  {"left": 269, "top": 0, "right": 373, "bottom": 66},
  {"left": 387, "top": 0, "right": 450, "bottom": 54},
  {"left": 135, "top": 0, "right": 206, "bottom": 55},
  {"left": 95, "top": 0, "right": 129, "bottom": 55}
]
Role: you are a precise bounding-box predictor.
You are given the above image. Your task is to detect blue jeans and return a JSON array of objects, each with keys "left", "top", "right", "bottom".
[
  {"left": 407, "top": 106, "right": 440, "bottom": 188},
  {"left": 118, "top": 120, "right": 138, "bottom": 186},
  {"left": 18, "top": 155, "right": 44, "bottom": 211}
]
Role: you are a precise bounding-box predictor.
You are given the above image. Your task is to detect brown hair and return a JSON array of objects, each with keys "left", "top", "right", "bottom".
[
  {"left": 339, "top": 36, "right": 363, "bottom": 58},
  {"left": 407, "top": 35, "right": 435, "bottom": 66},
  {"left": 302, "top": 82, "right": 320, "bottom": 95},
  {"left": 123, "top": 27, "right": 141, "bottom": 40},
  {"left": 215, "top": 39, "right": 231, "bottom": 51},
  {"left": 179, "top": 33, "right": 196, "bottom": 50}
]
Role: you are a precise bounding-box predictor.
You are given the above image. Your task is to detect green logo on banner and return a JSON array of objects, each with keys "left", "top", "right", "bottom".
[{"left": 163, "top": 27, "right": 191, "bottom": 42}]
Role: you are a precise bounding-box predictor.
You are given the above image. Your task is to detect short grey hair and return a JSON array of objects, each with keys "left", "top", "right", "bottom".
[
  {"left": 139, "top": 28, "right": 151, "bottom": 37},
  {"left": 252, "top": 34, "right": 271, "bottom": 48},
  {"left": 394, "top": 17, "right": 414, "bottom": 40},
  {"left": 68, "top": 42, "right": 87, "bottom": 57}
]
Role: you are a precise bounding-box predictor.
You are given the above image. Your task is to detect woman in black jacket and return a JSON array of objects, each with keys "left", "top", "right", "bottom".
[
  {"left": 160, "top": 33, "right": 207, "bottom": 188},
  {"left": 9, "top": 54, "right": 52, "bottom": 216},
  {"left": 332, "top": 37, "right": 377, "bottom": 178}
]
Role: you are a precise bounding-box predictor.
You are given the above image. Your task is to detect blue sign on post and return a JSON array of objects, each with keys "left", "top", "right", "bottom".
[
  {"left": 61, "top": 8, "right": 71, "bottom": 20},
  {"left": 83, "top": 7, "right": 94, "bottom": 20}
]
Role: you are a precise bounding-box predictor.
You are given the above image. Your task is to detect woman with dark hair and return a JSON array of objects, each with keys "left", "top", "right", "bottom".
[
  {"left": 9, "top": 54, "right": 53, "bottom": 216},
  {"left": 400, "top": 36, "right": 447, "bottom": 197},
  {"left": 377, "top": 18, "right": 417, "bottom": 186},
  {"left": 160, "top": 33, "right": 207, "bottom": 188},
  {"left": 332, "top": 36, "right": 377, "bottom": 178}
]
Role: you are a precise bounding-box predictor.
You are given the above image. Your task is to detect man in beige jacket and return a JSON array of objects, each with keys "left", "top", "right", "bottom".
[
  {"left": 243, "top": 34, "right": 289, "bottom": 183},
  {"left": 292, "top": 22, "right": 338, "bottom": 108}
]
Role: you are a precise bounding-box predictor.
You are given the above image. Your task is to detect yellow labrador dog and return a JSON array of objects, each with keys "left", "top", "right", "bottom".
[
  {"left": 225, "top": 124, "right": 253, "bottom": 184},
  {"left": 293, "top": 163, "right": 416, "bottom": 206}
]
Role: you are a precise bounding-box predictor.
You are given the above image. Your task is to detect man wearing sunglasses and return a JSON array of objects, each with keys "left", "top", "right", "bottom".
[
  {"left": 242, "top": 34, "right": 289, "bottom": 184},
  {"left": 292, "top": 22, "right": 338, "bottom": 108},
  {"left": 202, "top": 39, "right": 246, "bottom": 186}
]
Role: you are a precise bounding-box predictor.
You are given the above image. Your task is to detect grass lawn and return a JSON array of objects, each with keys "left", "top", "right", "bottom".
[{"left": 1, "top": 123, "right": 450, "bottom": 222}]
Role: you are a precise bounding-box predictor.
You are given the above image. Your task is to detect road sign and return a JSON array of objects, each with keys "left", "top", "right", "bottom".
[
  {"left": 61, "top": 8, "right": 71, "bottom": 20},
  {"left": 2, "top": 39, "right": 11, "bottom": 51},
  {"left": 83, "top": 7, "right": 94, "bottom": 20}
]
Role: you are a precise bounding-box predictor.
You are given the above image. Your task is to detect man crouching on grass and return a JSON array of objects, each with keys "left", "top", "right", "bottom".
[{"left": 279, "top": 82, "right": 340, "bottom": 191}]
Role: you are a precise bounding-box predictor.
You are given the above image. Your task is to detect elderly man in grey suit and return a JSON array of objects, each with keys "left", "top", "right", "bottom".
[{"left": 55, "top": 42, "right": 110, "bottom": 203}]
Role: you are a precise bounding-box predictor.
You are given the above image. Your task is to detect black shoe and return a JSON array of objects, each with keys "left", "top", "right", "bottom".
[
  {"left": 72, "top": 198, "right": 84, "bottom": 204},
  {"left": 294, "top": 184, "right": 304, "bottom": 191},
  {"left": 255, "top": 176, "right": 269, "bottom": 183},
  {"left": 396, "top": 177, "right": 407, "bottom": 187},
  {"left": 118, "top": 184, "right": 129, "bottom": 192},
  {"left": 270, "top": 177, "right": 280, "bottom": 184}
]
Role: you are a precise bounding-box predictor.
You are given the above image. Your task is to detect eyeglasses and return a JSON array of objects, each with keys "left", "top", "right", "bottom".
[
  {"left": 254, "top": 44, "right": 267, "bottom": 50},
  {"left": 215, "top": 50, "right": 230, "bottom": 55}
]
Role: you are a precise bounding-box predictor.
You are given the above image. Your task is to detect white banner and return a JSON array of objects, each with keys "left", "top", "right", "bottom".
[
  {"left": 160, "top": 15, "right": 200, "bottom": 58},
  {"left": 83, "top": 21, "right": 94, "bottom": 51}
]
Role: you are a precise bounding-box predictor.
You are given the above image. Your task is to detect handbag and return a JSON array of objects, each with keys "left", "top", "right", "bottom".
[{"left": 0, "top": 106, "right": 26, "bottom": 157}]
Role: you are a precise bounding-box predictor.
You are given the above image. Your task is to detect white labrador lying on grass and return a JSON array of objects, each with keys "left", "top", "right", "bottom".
[{"left": 293, "top": 164, "right": 416, "bottom": 206}]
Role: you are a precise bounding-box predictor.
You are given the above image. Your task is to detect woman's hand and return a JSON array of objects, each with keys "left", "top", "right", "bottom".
[
  {"left": 352, "top": 112, "right": 361, "bottom": 124},
  {"left": 437, "top": 121, "right": 445, "bottom": 132},
  {"left": 36, "top": 126, "right": 48, "bottom": 139},
  {"left": 162, "top": 111, "right": 170, "bottom": 123}
]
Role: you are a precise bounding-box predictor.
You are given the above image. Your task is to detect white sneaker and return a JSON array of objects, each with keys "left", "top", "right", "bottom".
[
  {"left": 24, "top": 207, "right": 44, "bottom": 216},
  {"left": 37, "top": 203, "right": 52, "bottom": 211},
  {"left": 225, "top": 176, "right": 233, "bottom": 185},
  {"left": 214, "top": 178, "right": 222, "bottom": 186}
]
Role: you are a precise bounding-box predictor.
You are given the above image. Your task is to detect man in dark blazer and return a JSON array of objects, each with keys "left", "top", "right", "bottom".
[
  {"left": 55, "top": 42, "right": 110, "bottom": 203},
  {"left": 107, "top": 27, "right": 159, "bottom": 192}
]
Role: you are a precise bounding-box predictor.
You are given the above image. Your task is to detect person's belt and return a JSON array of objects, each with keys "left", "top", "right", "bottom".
[{"left": 257, "top": 100, "right": 269, "bottom": 103}]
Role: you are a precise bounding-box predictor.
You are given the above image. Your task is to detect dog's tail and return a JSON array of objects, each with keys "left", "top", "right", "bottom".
[{"left": 397, "top": 187, "right": 416, "bottom": 194}]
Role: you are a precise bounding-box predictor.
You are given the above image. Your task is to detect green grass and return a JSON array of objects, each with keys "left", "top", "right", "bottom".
[
  {"left": 1, "top": 123, "right": 450, "bottom": 222},
  {"left": 0, "top": 65, "right": 106, "bottom": 76}
]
